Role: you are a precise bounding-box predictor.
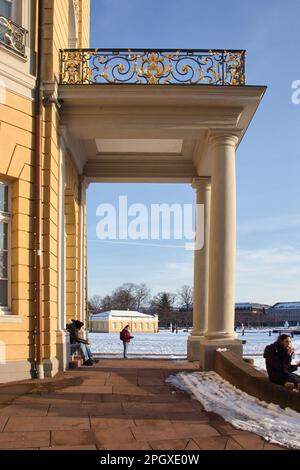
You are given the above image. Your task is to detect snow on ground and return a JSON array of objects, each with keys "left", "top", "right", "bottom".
[
  {"left": 89, "top": 330, "right": 188, "bottom": 358},
  {"left": 89, "top": 329, "right": 300, "bottom": 369},
  {"left": 166, "top": 371, "right": 300, "bottom": 449}
]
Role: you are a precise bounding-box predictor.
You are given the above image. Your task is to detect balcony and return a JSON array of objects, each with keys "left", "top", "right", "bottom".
[
  {"left": 57, "top": 46, "right": 265, "bottom": 184},
  {"left": 59, "top": 48, "right": 245, "bottom": 86},
  {"left": 0, "top": 14, "right": 27, "bottom": 57}
]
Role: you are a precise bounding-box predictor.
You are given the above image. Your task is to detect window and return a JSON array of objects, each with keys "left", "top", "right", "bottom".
[
  {"left": 0, "top": 182, "right": 10, "bottom": 311},
  {"left": 68, "top": 0, "right": 78, "bottom": 48},
  {"left": 0, "top": 0, "right": 12, "bottom": 19}
]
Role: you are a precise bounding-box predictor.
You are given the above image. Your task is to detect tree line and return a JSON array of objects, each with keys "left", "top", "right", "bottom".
[{"left": 88, "top": 283, "right": 193, "bottom": 315}]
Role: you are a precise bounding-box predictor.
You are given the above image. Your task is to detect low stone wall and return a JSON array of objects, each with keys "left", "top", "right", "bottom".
[{"left": 214, "top": 350, "right": 300, "bottom": 412}]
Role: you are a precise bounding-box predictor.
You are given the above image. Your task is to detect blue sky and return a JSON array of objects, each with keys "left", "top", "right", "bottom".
[{"left": 87, "top": 0, "right": 300, "bottom": 305}]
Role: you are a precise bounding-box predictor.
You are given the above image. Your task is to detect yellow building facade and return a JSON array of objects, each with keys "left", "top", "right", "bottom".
[
  {"left": 0, "top": 0, "right": 90, "bottom": 382},
  {"left": 90, "top": 311, "right": 159, "bottom": 334},
  {"left": 0, "top": 1, "right": 265, "bottom": 381}
]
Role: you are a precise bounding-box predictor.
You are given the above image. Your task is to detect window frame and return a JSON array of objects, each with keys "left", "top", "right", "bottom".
[{"left": 0, "top": 181, "right": 11, "bottom": 314}]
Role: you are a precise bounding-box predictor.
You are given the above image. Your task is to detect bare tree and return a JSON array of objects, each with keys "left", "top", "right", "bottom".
[
  {"left": 177, "top": 285, "right": 193, "bottom": 311},
  {"left": 100, "top": 295, "right": 113, "bottom": 312},
  {"left": 133, "top": 283, "right": 151, "bottom": 311},
  {"left": 88, "top": 294, "right": 102, "bottom": 313},
  {"left": 111, "top": 283, "right": 136, "bottom": 310}
]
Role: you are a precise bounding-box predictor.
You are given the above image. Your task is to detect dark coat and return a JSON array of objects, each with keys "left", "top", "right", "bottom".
[
  {"left": 120, "top": 329, "right": 133, "bottom": 343},
  {"left": 67, "top": 323, "right": 88, "bottom": 345},
  {"left": 263, "top": 341, "right": 298, "bottom": 385}
]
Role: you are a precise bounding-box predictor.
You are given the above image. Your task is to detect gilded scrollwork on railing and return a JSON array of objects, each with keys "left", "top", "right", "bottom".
[
  {"left": 60, "top": 48, "right": 245, "bottom": 85},
  {"left": 0, "top": 15, "right": 27, "bottom": 57}
]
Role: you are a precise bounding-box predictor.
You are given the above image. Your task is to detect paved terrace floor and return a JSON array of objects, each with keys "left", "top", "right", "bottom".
[{"left": 0, "top": 359, "right": 285, "bottom": 450}]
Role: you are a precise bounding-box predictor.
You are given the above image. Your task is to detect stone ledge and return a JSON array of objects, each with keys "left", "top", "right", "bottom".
[
  {"left": 0, "top": 360, "right": 34, "bottom": 385},
  {"left": 0, "top": 315, "right": 22, "bottom": 324},
  {"left": 214, "top": 350, "right": 300, "bottom": 412}
]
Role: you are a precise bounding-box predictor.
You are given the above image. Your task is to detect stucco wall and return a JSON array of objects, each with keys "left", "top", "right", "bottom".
[{"left": 0, "top": 0, "right": 90, "bottom": 381}]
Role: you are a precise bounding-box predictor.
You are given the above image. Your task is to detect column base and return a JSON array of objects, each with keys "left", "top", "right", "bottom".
[
  {"left": 187, "top": 334, "right": 204, "bottom": 361},
  {"left": 199, "top": 336, "right": 243, "bottom": 371},
  {"left": 56, "top": 330, "right": 70, "bottom": 372},
  {"left": 43, "top": 357, "right": 60, "bottom": 378}
]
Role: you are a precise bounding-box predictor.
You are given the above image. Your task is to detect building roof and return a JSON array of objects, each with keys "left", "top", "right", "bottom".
[
  {"left": 90, "top": 310, "right": 156, "bottom": 320},
  {"left": 235, "top": 302, "right": 269, "bottom": 310},
  {"left": 271, "top": 302, "right": 300, "bottom": 310}
]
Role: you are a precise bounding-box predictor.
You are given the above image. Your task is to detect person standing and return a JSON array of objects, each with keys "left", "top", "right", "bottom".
[{"left": 120, "top": 325, "right": 134, "bottom": 359}]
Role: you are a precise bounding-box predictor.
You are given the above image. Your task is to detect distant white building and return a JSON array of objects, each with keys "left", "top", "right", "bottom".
[{"left": 89, "top": 310, "right": 159, "bottom": 333}]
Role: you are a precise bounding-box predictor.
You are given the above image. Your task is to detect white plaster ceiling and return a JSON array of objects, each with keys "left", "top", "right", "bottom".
[{"left": 95, "top": 139, "right": 183, "bottom": 154}]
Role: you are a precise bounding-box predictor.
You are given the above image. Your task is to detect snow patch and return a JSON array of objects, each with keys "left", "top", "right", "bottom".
[{"left": 166, "top": 371, "right": 300, "bottom": 449}]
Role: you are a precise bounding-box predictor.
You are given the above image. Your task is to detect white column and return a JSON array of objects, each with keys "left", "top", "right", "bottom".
[
  {"left": 56, "top": 146, "right": 69, "bottom": 371},
  {"left": 187, "top": 177, "right": 211, "bottom": 361},
  {"left": 79, "top": 177, "right": 89, "bottom": 325},
  {"left": 199, "top": 132, "right": 242, "bottom": 370},
  {"left": 58, "top": 149, "right": 66, "bottom": 331}
]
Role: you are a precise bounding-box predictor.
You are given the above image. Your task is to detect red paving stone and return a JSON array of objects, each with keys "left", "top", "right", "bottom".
[
  {"left": 185, "top": 439, "right": 202, "bottom": 450},
  {"left": 171, "top": 423, "right": 220, "bottom": 439},
  {"left": 94, "top": 428, "right": 136, "bottom": 447},
  {"left": 4, "top": 416, "right": 90, "bottom": 432},
  {"left": 263, "top": 442, "right": 287, "bottom": 450},
  {"left": 131, "top": 423, "right": 179, "bottom": 442},
  {"left": 0, "top": 431, "right": 50, "bottom": 449},
  {"left": 225, "top": 438, "right": 244, "bottom": 450},
  {"left": 40, "top": 445, "right": 98, "bottom": 450},
  {"left": 149, "top": 438, "right": 191, "bottom": 450},
  {"left": 0, "top": 403, "right": 49, "bottom": 417},
  {"left": 0, "top": 416, "right": 8, "bottom": 432},
  {"left": 51, "top": 430, "right": 95, "bottom": 447},
  {"left": 230, "top": 432, "right": 265, "bottom": 450},
  {"left": 0, "top": 359, "right": 286, "bottom": 450},
  {"left": 101, "top": 441, "right": 152, "bottom": 450},
  {"left": 193, "top": 435, "right": 228, "bottom": 450},
  {"left": 90, "top": 417, "right": 136, "bottom": 429}
]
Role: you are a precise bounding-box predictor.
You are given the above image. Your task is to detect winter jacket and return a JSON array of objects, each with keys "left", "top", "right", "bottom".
[
  {"left": 263, "top": 341, "right": 298, "bottom": 384},
  {"left": 120, "top": 329, "right": 133, "bottom": 343},
  {"left": 67, "top": 323, "right": 88, "bottom": 345}
]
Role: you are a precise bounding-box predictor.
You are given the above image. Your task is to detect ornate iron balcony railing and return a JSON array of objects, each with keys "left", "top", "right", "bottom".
[
  {"left": 0, "top": 15, "right": 27, "bottom": 57},
  {"left": 60, "top": 48, "right": 246, "bottom": 86}
]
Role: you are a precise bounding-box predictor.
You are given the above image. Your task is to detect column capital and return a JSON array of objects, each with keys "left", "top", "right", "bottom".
[
  {"left": 208, "top": 130, "right": 242, "bottom": 148},
  {"left": 191, "top": 176, "right": 211, "bottom": 191}
]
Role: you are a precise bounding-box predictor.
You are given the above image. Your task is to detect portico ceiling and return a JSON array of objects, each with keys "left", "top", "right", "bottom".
[
  {"left": 95, "top": 139, "right": 183, "bottom": 154},
  {"left": 58, "top": 84, "right": 266, "bottom": 183}
]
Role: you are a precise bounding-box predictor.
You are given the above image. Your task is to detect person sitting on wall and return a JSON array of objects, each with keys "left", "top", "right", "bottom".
[
  {"left": 264, "top": 334, "right": 300, "bottom": 386},
  {"left": 120, "top": 325, "right": 134, "bottom": 359},
  {"left": 66, "top": 319, "right": 98, "bottom": 366}
]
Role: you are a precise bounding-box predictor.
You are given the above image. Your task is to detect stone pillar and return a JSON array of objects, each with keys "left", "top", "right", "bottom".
[
  {"left": 199, "top": 132, "right": 242, "bottom": 370},
  {"left": 187, "top": 177, "right": 211, "bottom": 361},
  {"left": 56, "top": 145, "right": 68, "bottom": 372},
  {"left": 79, "top": 177, "right": 89, "bottom": 326}
]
